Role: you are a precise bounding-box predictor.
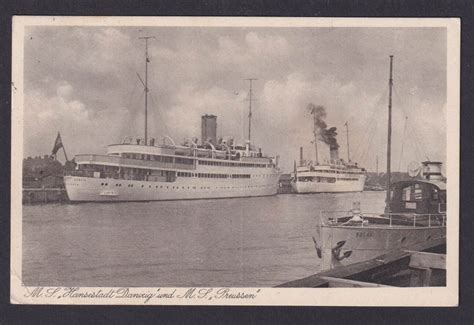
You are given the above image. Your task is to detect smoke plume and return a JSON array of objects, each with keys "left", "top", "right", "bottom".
[{"left": 307, "top": 103, "right": 339, "bottom": 149}]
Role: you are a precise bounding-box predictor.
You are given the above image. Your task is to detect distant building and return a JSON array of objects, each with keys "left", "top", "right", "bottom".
[{"left": 23, "top": 155, "right": 65, "bottom": 188}]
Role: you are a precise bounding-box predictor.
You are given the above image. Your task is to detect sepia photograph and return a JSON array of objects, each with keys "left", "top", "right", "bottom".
[{"left": 10, "top": 16, "right": 459, "bottom": 306}]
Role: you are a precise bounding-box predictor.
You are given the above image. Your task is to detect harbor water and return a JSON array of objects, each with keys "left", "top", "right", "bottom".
[{"left": 22, "top": 191, "right": 385, "bottom": 287}]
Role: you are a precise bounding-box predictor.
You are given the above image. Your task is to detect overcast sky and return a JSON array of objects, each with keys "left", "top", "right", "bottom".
[{"left": 23, "top": 26, "right": 447, "bottom": 173}]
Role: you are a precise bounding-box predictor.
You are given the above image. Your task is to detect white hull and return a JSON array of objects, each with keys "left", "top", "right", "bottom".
[
  {"left": 65, "top": 174, "right": 279, "bottom": 202},
  {"left": 316, "top": 224, "right": 446, "bottom": 270},
  {"left": 292, "top": 175, "right": 366, "bottom": 193}
]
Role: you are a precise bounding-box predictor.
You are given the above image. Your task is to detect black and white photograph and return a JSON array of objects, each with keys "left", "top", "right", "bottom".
[{"left": 11, "top": 16, "right": 460, "bottom": 306}]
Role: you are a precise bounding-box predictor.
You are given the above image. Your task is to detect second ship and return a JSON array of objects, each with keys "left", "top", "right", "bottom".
[{"left": 291, "top": 105, "right": 366, "bottom": 193}]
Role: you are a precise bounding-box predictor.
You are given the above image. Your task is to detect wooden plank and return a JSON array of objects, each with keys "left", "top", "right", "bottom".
[
  {"left": 276, "top": 274, "right": 330, "bottom": 288},
  {"left": 277, "top": 237, "right": 446, "bottom": 288},
  {"left": 406, "top": 251, "right": 446, "bottom": 270},
  {"left": 319, "top": 276, "right": 394, "bottom": 288},
  {"left": 409, "top": 267, "right": 432, "bottom": 287}
]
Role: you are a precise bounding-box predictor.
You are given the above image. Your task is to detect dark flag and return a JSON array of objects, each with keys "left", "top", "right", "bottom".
[{"left": 52, "top": 132, "right": 63, "bottom": 155}]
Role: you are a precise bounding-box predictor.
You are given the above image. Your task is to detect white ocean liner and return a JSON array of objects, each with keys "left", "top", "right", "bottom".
[
  {"left": 291, "top": 107, "right": 366, "bottom": 193},
  {"left": 291, "top": 160, "right": 366, "bottom": 193},
  {"left": 65, "top": 132, "right": 281, "bottom": 202},
  {"left": 64, "top": 38, "right": 280, "bottom": 202}
]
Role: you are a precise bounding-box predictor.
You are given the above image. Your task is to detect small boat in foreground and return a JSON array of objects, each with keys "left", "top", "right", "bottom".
[
  {"left": 314, "top": 160, "right": 446, "bottom": 270},
  {"left": 312, "top": 56, "right": 447, "bottom": 271}
]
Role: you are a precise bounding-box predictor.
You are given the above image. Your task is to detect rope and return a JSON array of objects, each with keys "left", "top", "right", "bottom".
[
  {"left": 398, "top": 116, "right": 408, "bottom": 171},
  {"left": 355, "top": 87, "right": 389, "bottom": 169},
  {"left": 148, "top": 91, "right": 171, "bottom": 137},
  {"left": 392, "top": 84, "right": 428, "bottom": 162},
  {"left": 119, "top": 76, "right": 142, "bottom": 138},
  {"left": 351, "top": 89, "right": 387, "bottom": 164}
]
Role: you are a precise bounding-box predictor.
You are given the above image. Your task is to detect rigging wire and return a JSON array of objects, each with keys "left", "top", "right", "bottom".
[
  {"left": 351, "top": 90, "right": 387, "bottom": 164},
  {"left": 392, "top": 83, "right": 427, "bottom": 162},
  {"left": 355, "top": 87, "right": 389, "bottom": 170},
  {"left": 119, "top": 76, "right": 142, "bottom": 138},
  {"left": 398, "top": 116, "right": 408, "bottom": 171},
  {"left": 148, "top": 91, "right": 171, "bottom": 138}
]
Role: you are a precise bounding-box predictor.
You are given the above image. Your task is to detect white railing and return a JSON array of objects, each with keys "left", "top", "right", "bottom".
[
  {"left": 75, "top": 154, "right": 194, "bottom": 170},
  {"left": 320, "top": 210, "right": 446, "bottom": 228}
]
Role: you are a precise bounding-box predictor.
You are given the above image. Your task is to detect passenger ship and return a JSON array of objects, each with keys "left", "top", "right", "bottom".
[
  {"left": 64, "top": 39, "right": 280, "bottom": 202},
  {"left": 64, "top": 125, "right": 281, "bottom": 202},
  {"left": 291, "top": 109, "right": 366, "bottom": 193}
]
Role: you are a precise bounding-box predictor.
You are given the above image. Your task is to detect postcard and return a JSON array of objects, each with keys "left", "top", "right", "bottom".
[{"left": 11, "top": 16, "right": 459, "bottom": 306}]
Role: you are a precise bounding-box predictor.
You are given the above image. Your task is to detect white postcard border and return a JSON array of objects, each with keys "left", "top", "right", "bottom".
[{"left": 11, "top": 16, "right": 460, "bottom": 306}]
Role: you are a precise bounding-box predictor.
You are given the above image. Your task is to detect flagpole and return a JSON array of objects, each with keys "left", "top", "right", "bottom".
[{"left": 62, "top": 144, "right": 69, "bottom": 162}]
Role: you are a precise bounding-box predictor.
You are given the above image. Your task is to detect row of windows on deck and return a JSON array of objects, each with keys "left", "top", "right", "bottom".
[
  {"left": 76, "top": 164, "right": 175, "bottom": 182},
  {"left": 303, "top": 169, "right": 365, "bottom": 175},
  {"left": 119, "top": 152, "right": 272, "bottom": 168},
  {"left": 121, "top": 153, "right": 193, "bottom": 165},
  {"left": 177, "top": 172, "right": 250, "bottom": 179},
  {"left": 97, "top": 183, "right": 272, "bottom": 191},
  {"left": 297, "top": 176, "right": 361, "bottom": 183},
  {"left": 198, "top": 160, "right": 270, "bottom": 168},
  {"left": 75, "top": 164, "right": 252, "bottom": 181},
  {"left": 297, "top": 176, "right": 337, "bottom": 183}
]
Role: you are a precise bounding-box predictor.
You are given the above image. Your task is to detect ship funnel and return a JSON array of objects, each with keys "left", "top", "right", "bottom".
[
  {"left": 421, "top": 161, "right": 443, "bottom": 180},
  {"left": 330, "top": 146, "right": 339, "bottom": 161},
  {"left": 201, "top": 114, "right": 217, "bottom": 146},
  {"left": 300, "top": 147, "right": 304, "bottom": 166}
]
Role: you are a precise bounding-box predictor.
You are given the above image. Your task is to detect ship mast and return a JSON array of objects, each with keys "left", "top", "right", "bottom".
[
  {"left": 344, "top": 122, "right": 350, "bottom": 162},
  {"left": 139, "top": 36, "right": 155, "bottom": 145},
  {"left": 386, "top": 55, "right": 394, "bottom": 206},
  {"left": 245, "top": 78, "right": 257, "bottom": 141},
  {"left": 311, "top": 109, "right": 319, "bottom": 165}
]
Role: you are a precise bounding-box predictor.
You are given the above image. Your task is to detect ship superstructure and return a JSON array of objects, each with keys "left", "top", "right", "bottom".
[{"left": 65, "top": 115, "right": 280, "bottom": 202}]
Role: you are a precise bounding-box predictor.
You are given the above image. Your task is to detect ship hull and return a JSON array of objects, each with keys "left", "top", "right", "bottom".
[
  {"left": 65, "top": 175, "right": 279, "bottom": 202},
  {"left": 316, "top": 224, "right": 446, "bottom": 270},
  {"left": 291, "top": 175, "right": 366, "bottom": 193}
]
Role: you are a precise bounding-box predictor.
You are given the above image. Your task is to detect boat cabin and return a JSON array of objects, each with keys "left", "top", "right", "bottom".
[{"left": 388, "top": 179, "right": 446, "bottom": 215}]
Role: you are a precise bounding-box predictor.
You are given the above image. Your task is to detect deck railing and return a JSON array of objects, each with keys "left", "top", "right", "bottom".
[
  {"left": 75, "top": 154, "right": 195, "bottom": 170},
  {"left": 320, "top": 211, "right": 446, "bottom": 228}
]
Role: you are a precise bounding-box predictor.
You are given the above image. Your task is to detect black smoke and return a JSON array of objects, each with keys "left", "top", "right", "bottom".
[{"left": 307, "top": 103, "right": 339, "bottom": 149}]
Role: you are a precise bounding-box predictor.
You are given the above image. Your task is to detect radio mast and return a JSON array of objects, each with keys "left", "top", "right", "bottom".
[
  {"left": 386, "top": 55, "right": 394, "bottom": 206},
  {"left": 245, "top": 78, "right": 257, "bottom": 141},
  {"left": 138, "top": 36, "right": 155, "bottom": 145}
]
